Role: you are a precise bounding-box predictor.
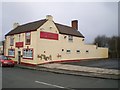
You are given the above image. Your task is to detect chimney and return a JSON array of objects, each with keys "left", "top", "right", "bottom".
[
  {"left": 71, "top": 20, "right": 78, "bottom": 30},
  {"left": 46, "top": 15, "right": 53, "bottom": 21},
  {"left": 13, "top": 22, "right": 19, "bottom": 29}
]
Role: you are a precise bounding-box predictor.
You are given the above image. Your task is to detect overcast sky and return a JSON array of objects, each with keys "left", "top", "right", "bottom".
[{"left": 1, "top": 1, "right": 119, "bottom": 43}]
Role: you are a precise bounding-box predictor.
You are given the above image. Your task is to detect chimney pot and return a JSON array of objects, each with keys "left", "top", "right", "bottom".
[
  {"left": 13, "top": 22, "right": 19, "bottom": 29},
  {"left": 46, "top": 15, "right": 53, "bottom": 21},
  {"left": 71, "top": 20, "right": 78, "bottom": 30}
]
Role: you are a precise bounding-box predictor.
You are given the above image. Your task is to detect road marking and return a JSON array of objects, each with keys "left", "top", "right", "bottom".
[
  {"left": 35, "top": 80, "right": 65, "bottom": 88},
  {"left": 35, "top": 80, "right": 75, "bottom": 90}
]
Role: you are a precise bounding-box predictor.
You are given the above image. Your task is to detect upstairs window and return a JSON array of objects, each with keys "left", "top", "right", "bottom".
[
  {"left": 68, "top": 35, "right": 73, "bottom": 42},
  {"left": 25, "top": 32, "right": 31, "bottom": 45},
  {"left": 10, "top": 36, "right": 14, "bottom": 46}
]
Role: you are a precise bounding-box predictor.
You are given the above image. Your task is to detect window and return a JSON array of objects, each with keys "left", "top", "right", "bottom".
[
  {"left": 8, "top": 49, "right": 15, "bottom": 57},
  {"left": 76, "top": 50, "right": 80, "bottom": 54},
  {"left": 10, "top": 36, "right": 14, "bottom": 46},
  {"left": 86, "top": 50, "right": 89, "bottom": 54},
  {"left": 66, "top": 50, "right": 71, "bottom": 54},
  {"left": 23, "top": 49, "right": 33, "bottom": 59},
  {"left": 82, "top": 39, "right": 84, "bottom": 41},
  {"left": 68, "top": 35, "right": 73, "bottom": 42},
  {"left": 25, "top": 32, "right": 31, "bottom": 45}
]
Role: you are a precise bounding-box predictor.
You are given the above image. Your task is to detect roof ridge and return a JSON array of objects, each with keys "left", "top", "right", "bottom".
[
  {"left": 16, "top": 19, "right": 47, "bottom": 27},
  {"left": 5, "top": 19, "right": 47, "bottom": 36}
]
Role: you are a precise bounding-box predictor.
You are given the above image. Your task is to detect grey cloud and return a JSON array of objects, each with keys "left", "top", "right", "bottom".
[{"left": 2, "top": 2, "right": 118, "bottom": 43}]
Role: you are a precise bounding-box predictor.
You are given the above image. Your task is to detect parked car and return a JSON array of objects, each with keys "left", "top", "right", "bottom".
[{"left": 0, "top": 55, "right": 15, "bottom": 67}]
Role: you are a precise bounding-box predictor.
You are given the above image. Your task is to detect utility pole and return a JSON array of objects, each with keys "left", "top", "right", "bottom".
[{"left": 115, "top": 38, "right": 118, "bottom": 58}]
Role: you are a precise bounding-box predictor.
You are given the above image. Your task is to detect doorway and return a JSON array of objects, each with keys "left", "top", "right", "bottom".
[{"left": 18, "top": 51, "right": 21, "bottom": 64}]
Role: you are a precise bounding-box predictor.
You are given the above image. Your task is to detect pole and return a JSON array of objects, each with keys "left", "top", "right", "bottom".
[{"left": 115, "top": 38, "right": 118, "bottom": 58}]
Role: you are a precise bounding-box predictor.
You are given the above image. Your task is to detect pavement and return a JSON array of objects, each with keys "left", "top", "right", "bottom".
[{"left": 15, "top": 59, "right": 120, "bottom": 80}]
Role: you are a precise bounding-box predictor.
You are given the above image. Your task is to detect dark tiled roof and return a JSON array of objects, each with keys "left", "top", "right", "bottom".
[
  {"left": 5, "top": 19, "right": 47, "bottom": 36},
  {"left": 5, "top": 19, "right": 84, "bottom": 38},
  {"left": 55, "top": 23, "right": 84, "bottom": 38}
]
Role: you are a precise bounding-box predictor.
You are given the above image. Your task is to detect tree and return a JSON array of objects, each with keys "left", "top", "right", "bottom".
[
  {"left": 93, "top": 35, "right": 120, "bottom": 58},
  {"left": 93, "top": 35, "right": 109, "bottom": 47}
]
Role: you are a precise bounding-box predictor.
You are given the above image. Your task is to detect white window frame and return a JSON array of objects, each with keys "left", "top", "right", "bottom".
[
  {"left": 68, "top": 35, "right": 73, "bottom": 42},
  {"left": 8, "top": 49, "right": 15, "bottom": 57},
  {"left": 23, "top": 49, "right": 33, "bottom": 59},
  {"left": 10, "top": 36, "right": 14, "bottom": 46},
  {"left": 25, "top": 32, "right": 31, "bottom": 45}
]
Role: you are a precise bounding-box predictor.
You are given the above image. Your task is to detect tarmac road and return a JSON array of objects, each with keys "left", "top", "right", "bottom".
[{"left": 2, "top": 67, "right": 119, "bottom": 89}]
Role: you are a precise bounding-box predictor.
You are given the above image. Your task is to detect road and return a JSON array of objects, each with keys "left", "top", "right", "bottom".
[{"left": 2, "top": 67, "right": 119, "bottom": 89}]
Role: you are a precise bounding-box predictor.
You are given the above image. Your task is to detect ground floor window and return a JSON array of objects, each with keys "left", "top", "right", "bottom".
[
  {"left": 76, "top": 50, "right": 80, "bottom": 54},
  {"left": 8, "top": 49, "right": 15, "bottom": 57},
  {"left": 23, "top": 49, "right": 33, "bottom": 59}
]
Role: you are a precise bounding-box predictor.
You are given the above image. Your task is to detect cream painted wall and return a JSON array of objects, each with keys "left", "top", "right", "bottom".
[
  {"left": 5, "top": 19, "right": 108, "bottom": 65},
  {"left": 36, "top": 20, "right": 108, "bottom": 64},
  {"left": 5, "top": 31, "right": 38, "bottom": 64}
]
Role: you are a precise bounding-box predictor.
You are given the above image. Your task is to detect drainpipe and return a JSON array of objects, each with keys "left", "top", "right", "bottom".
[{"left": 2, "top": 41, "right": 4, "bottom": 55}]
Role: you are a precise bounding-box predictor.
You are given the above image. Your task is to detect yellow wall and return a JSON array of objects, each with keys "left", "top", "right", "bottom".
[
  {"left": 5, "top": 19, "right": 108, "bottom": 65},
  {"left": 5, "top": 31, "right": 38, "bottom": 64},
  {"left": 36, "top": 20, "right": 108, "bottom": 64}
]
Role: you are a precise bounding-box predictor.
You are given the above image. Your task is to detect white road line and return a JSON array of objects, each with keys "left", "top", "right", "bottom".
[{"left": 35, "top": 80, "right": 65, "bottom": 88}]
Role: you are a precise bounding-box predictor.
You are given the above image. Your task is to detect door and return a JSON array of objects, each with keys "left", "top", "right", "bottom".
[{"left": 18, "top": 51, "right": 21, "bottom": 64}]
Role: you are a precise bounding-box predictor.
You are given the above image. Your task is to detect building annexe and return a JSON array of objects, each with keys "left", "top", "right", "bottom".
[{"left": 4, "top": 15, "right": 108, "bottom": 65}]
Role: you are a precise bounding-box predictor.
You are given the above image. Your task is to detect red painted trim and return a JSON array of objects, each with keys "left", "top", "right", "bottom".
[
  {"left": 22, "top": 48, "right": 33, "bottom": 60},
  {"left": 38, "top": 58, "right": 108, "bottom": 65},
  {"left": 25, "top": 32, "right": 31, "bottom": 45},
  {"left": 14, "top": 58, "right": 108, "bottom": 67},
  {"left": 8, "top": 48, "right": 15, "bottom": 58},
  {"left": 15, "top": 42, "right": 24, "bottom": 48},
  {"left": 38, "top": 60, "right": 81, "bottom": 65},
  {"left": 40, "top": 31, "right": 58, "bottom": 40},
  {"left": 21, "top": 62, "right": 36, "bottom": 66},
  {"left": 14, "top": 61, "right": 36, "bottom": 67},
  {"left": 23, "top": 57, "right": 33, "bottom": 60}
]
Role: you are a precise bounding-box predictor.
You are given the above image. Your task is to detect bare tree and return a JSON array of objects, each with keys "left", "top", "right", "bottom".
[{"left": 93, "top": 35, "right": 120, "bottom": 58}]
